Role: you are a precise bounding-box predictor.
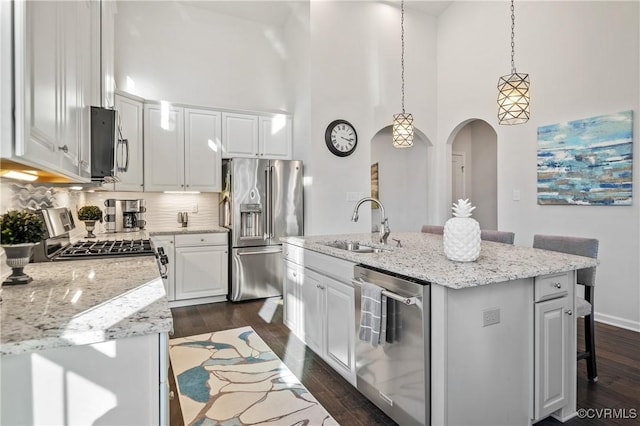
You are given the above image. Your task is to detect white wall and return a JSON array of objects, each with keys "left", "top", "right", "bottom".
[
  {"left": 114, "top": 1, "right": 287, "bottom": 111},
  {"left": 305, "top": 1, "right": 438, "bottom": 236},
  {"left": 437, "top": 1, "right": 640, "bottom": 330}
]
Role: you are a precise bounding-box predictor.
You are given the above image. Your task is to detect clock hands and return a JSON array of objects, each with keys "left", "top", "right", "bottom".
[{"left": 340, "top": 136, "right": 354, "bottom": 142}]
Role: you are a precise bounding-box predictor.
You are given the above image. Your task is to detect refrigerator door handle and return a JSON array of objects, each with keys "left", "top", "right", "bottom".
[
  {"left": 269, "top": 165, "right": 274, "bottom": 239},
  {"left": 264, "top": 166, "right": 271, "bottom": 240}
]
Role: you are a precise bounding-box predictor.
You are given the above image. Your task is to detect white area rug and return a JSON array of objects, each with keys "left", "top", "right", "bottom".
[{"left": 169, "top": 326, "right": 338, "bottom": 425}]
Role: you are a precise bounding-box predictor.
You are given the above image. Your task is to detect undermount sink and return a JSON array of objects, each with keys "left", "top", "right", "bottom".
[{"left": 323, "top": 241, "right": 388, "bottom": 253}]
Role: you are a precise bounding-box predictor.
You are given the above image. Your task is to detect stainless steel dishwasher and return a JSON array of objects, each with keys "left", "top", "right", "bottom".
[{"left": 353, "top": 265, "right": 430, "bottom": 426}]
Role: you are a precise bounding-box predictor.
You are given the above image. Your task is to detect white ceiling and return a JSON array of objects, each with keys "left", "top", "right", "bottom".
[{"left": 182, "top": 1, "right": 453, "bottom": 27}]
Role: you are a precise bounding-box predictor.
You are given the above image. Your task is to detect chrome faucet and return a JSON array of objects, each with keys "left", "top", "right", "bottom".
[{"left": 351, "top": 197, "right": 390, "bottom": 245}]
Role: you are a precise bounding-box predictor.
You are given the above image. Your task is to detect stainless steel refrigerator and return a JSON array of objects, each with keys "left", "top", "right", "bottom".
[{"left": 221, "top": 158, "right": 304, "bottom": 301}]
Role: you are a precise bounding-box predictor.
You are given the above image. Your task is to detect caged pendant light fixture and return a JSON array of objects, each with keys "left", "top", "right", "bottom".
[
  {"left": 497, "top": 0, "right": 530, "bottom": 125},
  {"left": 392, "top": 0, "right": 413, "bottom": 148}
]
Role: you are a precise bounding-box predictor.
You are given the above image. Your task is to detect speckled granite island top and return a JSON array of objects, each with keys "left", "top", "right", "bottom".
[
  {"left": 281, "top": 232, "right": 598, "bottom": 289},
  {"left": 0, "top": 257, "right": 173, "bottom": 357}
]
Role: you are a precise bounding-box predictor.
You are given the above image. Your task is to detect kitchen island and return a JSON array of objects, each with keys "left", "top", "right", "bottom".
[
  {"left": 0, "top": 257, "right": 172, "bottom": 425},
  {"left": 281, "top": 232, "right": 598, "bottom": 426}
]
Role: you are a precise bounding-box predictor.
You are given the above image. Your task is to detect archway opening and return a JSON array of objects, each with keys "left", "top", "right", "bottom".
[{"left": 448, "top": 119, "right": 498, "bottom": 229}]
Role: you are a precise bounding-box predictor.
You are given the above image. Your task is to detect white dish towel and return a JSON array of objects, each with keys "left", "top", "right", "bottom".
[{"left": 359, "top": 282, "right": 385, "bottom": 347}]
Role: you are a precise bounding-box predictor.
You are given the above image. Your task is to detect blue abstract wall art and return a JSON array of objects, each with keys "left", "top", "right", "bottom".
[{"left": 537, "top": 110, "right": 633, "bottom": 205}]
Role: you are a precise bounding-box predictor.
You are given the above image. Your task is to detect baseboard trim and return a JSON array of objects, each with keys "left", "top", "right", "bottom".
[
  {"left": 169, "top": 295, "right": 227, "bottom": 308},
  {"left": 595, "top": 312, "right": 640, "bottom": 333}
]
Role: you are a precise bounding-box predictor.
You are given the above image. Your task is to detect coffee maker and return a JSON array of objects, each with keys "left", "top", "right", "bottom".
[{"left": 104, "top": 199, "right": 146, "bottom": 233}]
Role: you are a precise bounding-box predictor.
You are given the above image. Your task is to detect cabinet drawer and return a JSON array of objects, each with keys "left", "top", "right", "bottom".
[
  {"left": 535, "top": 272, "right": 571, "bottom": 302},
  {"left": 283, "top": 243, "right": 303, "bottom": 264},
  {"left": 175, "top": 233, "right": 227, "bottom": 247}
]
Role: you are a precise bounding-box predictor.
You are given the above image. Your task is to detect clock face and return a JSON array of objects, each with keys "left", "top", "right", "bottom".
[{"left": 325, "top": 120, "right": 358, "bottom": 157}]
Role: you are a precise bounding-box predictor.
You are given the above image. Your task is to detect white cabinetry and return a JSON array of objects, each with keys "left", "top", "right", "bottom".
[
  {"left": 223, "top": 112, "right": 292, "bottom": 159},
  {"left": 533, "top": 272, "right": 575, "bottom": 422},
  {"left": 259, "top": 115, "right": 292, "bottom": 159},
  {"left": 144, "top": 104, "right": 222, "bottom": 192},
  {"left": 151, "top": 235, "right": 175, "bottom": 302},
  {"left": 100, "top": 0, "right": 116, "bottom": 108},
  {"left": 153, "top": 233, "right": 228, "bottom": 306},
  {"left": 113, "top": 91, "right": 144, "bottom": 191},
  {"left": 1, "top": 333, "right": 168, "bottom": 426},
  {"left": 184, "top": 108, "right": 222, "bottom": 192},
  {"left": 282, "top": 244, "right": 356, "bottom": 384},
  {"left": 144, "top": 104, "right": 184, "bottom": 192},
  {"left": 8, "top": 0, "right": 96, "bottom": 181}
]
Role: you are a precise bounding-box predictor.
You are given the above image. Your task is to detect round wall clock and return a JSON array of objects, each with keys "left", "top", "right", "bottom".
[{"left": 325, "top": 119, "right": 358, "bottom": 157}]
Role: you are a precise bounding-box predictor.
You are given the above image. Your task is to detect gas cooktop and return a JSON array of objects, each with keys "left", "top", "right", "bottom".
[{"left": 55, "top": 239, "right": 155, "bottom": 260}]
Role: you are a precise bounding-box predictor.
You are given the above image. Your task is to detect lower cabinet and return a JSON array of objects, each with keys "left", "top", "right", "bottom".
[
  {"left": 151, "top": 233, "right": 228, "bottom": 306},
  {"left": 1, "top": 333, "right": 168, "bottom": 426},
  {"left": 282, "top": 245, "right": 356, "bottom": 385},
  {"left": 533, "top": 271, "right": 576, "bottom": 422}
]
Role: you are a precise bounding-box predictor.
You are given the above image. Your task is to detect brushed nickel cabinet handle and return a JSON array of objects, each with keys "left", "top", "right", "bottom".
[
  {"left": 58, "top": 145, "right": 69, "bottom": 153},
  {"left": 565, "top": 310, "right": 573, "bottom": 316},
  {"left": 553, "top": 283, "right": 562, "bottom": 288}
]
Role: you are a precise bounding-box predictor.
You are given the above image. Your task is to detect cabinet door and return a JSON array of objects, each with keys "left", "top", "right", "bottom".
[
  {"left": 59, "top": 1, "right": 82, "bottom": 177},
  {"left": 535, "top": 296, "right": 571, "bottom": 419},
  {"left": 101, "top": 0, "right": 116, "bottom": 108},
  {"left": 222, "top": 112, "right": 258, "bottom": 158},
  {"left": 300, "top": 268, "right": 324, "bottom": 355},
  {"left": 185, "top": 108, "right": 222, "bottom": 192},
  {"left": 114, "top": 93, "right": 144, "bottom": 191},
  {"left": 20, "top": 1, "right": 61, "bottom": 169},
  {"left": 175, "top": 245, "right": 228, "bottom": 300},
  {"left": 76, "top": 0, "right": 94, "bottom": 180},
  {"left": 151, "top": 236, "right": 175, "bottom": 301},
  {"left": 259, "top": 115, "right": 292, "bottom": 159},
  {"left": 324, "top": 275, "right": 356, "bottom": 383},
  {"left": 283, "top": 260, "right": 301, "bottom": 336},
  {"left": 144, "top": 104, "right": 184, "bottom": 191}
]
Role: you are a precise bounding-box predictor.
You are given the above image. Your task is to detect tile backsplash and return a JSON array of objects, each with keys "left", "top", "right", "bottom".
[{"left": 1, "top": 182, "right": 221, "bottom": 237}]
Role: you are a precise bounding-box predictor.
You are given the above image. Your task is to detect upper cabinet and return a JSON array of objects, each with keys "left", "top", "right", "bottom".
[
  {"left": 184, "top": 108, "right": 222, "bottom": 192},
  {"left": 144, "top": 104, "right": 222, "bottom": 192},
  {"left": 101, "top": 0, "right": 117, "bottom": 108},
  {"left": 222, "top": 112, "right": 292, "bottom": 159},
  {"left": 113, "top": 91, "right": 144, "bottom": 191},
  {"left": 6, "top": 0, "right": 98, "bottom": 182}
]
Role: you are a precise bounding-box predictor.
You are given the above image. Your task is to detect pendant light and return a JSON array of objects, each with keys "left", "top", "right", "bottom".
[
  {"left": 392, "top": 0, "right": 413, "bottom": 148},
  {"left": 497, "top": 0, "right": 530, "bottom": 125}
]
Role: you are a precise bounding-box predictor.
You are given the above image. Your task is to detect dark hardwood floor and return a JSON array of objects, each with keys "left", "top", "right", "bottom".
[{"left": 169, "top": 300, "right": 640, "bottom": 426}]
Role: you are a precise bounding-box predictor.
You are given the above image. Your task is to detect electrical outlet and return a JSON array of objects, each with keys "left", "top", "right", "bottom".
[
  {"left": 482, "top": 308, "right": 501, "bottom": 327},
  {"left": 191, "top": 204, "right": 198, "bottom": 213}
]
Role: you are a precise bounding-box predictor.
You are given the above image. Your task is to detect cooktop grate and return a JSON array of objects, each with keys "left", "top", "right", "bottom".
[{"left": 56, "top": 239, "right": 154, "bottom": 259}]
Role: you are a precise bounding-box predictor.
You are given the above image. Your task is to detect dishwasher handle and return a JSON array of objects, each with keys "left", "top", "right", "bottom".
[{"left": 352, "top": 277, "right": 419, "bottom": 306}]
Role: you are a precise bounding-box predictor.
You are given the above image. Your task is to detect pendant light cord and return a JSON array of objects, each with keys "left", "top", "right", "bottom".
[
  {"left": 401, "top": 0, "right": 405, "bottom": 114},
  {"left": 510, "top": 0, "right": 517, "bottom": 74}
]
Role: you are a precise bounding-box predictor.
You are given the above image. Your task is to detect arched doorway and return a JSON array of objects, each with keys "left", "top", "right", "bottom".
[
  {"left": 448, "top": 120, "right": 498, "bottom": 229},
  {"left": 371, "top": 126, "right": 432, "bottom": 232}
]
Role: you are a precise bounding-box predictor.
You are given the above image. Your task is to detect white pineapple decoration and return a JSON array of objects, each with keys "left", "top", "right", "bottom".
[{"left": 443, "top": 199, "right": 481, "bottom": 262}]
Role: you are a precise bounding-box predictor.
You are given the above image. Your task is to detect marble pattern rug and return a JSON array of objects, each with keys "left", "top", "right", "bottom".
[{"left": 169, "top": 326, "right": 338, "bottom": 426}]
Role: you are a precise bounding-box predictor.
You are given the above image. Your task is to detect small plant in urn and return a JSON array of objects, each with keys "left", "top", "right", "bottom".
[
  {"left": 77, "top": 205, "right": 103, "bottom": 238},
  {"left": 443, "top": 199, "right": 481, "bottom": 262},
  {"left": 0, "top": 210, "right": 46, "bottom": 285}
]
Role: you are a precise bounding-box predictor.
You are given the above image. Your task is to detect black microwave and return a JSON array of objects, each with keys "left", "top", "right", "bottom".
[{"left": 91, "top": 106, "right": 126, "bottom": 182}]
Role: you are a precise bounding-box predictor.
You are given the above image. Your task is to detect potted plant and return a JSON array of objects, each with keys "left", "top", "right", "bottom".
[
  {"left": 0, "top": 209, "right": 46, "bottom": 285},
  {"left": 77, "top": 205, "right": 103, "bottom": 238}
]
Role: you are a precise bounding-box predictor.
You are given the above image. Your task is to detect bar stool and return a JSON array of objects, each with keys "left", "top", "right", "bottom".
[
  {"left": 533, "top": 234, "right": 599, "bottom": 382},
  {"left": 421, "top": 225, "right": 444, "bottom": 234},
  {"left": 481, "top": 230, "right": 515, "bottom": 244}
]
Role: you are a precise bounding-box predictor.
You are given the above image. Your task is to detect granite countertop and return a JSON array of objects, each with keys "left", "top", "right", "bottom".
[
  {"left": 0, "top": 257, "right": 173, "bottom": 357},
  {"left": 148, "top": 226, "right": 229, "bottom": 236},
  {"left": 281, "top": 232, "right": 599, "bottom": 289}
]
